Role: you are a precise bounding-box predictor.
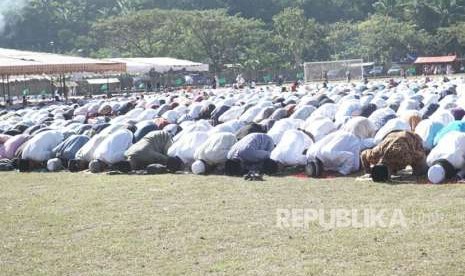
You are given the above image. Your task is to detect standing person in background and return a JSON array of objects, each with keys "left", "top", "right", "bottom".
[
  {"left": 211, "top": 76, "right": 217, "bottom": 89},
  {"left": 277, "top": 75, "right": 284, "bottom": 86}
]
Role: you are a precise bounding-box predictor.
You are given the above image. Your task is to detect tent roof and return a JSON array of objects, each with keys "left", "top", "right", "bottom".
[
  {"left": 107, "top": 57, "right": 209, "bottom": 74},
  {"left": 414, "top": 55, "right": 457, "bottom": 64},
  {"left": 0, "top": 48, "right": 126, "bottom": 75},
  {"left": 87, "top": 78, "right": 120, "bottom": 85},
  {"left": 0, "top": 75, "right": 51, "bottom": 83}
]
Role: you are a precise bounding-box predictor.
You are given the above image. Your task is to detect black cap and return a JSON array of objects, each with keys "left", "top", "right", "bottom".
[
  {"left": 167, "top": 156, "right": 184, "bottom": 173},
  {"left": 225, "top": 159, "right": 243, "bottom": 176},
  {"left": 263, "top": 158, "right": 278, "bottom": 175},
  {"left": 371, "top": 164, "right": 389, "bottom": 182}
]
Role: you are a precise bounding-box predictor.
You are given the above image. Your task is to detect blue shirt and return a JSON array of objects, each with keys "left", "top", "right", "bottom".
[{"left": 433, "top": 121, "right": 465, "bottom": 146}]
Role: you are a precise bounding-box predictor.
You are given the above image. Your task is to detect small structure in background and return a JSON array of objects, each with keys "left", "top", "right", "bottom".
[
  {"left": 106, "top": 57, "right": 209, "bottom": 91},
  {"left": 86, "top": 78, "right": 120, "bottom": 97},
  {"left": 414, "top": 55, "right": 458, "bottom": 75}
]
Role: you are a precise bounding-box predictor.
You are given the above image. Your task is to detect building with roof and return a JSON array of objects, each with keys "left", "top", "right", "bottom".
[{"left": 414, "top": 55, "right": 459, "bottom": 75}]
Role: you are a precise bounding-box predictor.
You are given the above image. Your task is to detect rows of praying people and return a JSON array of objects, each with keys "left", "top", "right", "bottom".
[{"left": 1, "top": 77, "right": 465, "bottom": 183}]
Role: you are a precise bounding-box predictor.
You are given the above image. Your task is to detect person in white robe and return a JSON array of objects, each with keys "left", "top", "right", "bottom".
[
  {"left": 306, "top": 130, "right": 362, "bottom": 176},
  {"left": 270, "top": 129, "right": 313, "bottom": 166},
  {"left": 427, "top": 131, "right": 465, "bottom": 184},
  {"left": 191, "top": 132, "right": 238, "bottom": 174},
  {"left": 19, "top": 130, "right": 64, "bottom": 171}
]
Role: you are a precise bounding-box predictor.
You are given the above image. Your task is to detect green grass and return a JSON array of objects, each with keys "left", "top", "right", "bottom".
[{"left": 1, "top": 172, "right": 465, "bottom": 275}]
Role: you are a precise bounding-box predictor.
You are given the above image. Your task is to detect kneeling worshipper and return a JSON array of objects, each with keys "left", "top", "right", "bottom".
[
  {"left": 235, "top": 123, "right": 266, "bottom": 140},
  {"left": 361, "top": 131, "right": 428, "bottom": 182},
  {"left": 426, "top": 131, "right": 465, "bottom": 184},
  {"left": 432, "top": 120, "right": 465, "bottom": 146},
  {"left": 51, "top": 134, "right": 90, "bottom": 170},
  {"left": 167, "top": 131, "right": 209, "bottom": 173},
  {"left": 305, "top": 130, "right": 363, "bottom": 177},
  {"left": 125, "top": 130, "right": 173, "bottom": 171},
  {"left": 270, "top": 129, "right": 313, "bottom": 167},
  {"left": 72, "top": 132, "right": 109, "bottom": 172},
  {"left": 225, "top": 133, "right": 277, "bottom": 179},
  {"left": 90, "top": 129, "right": 134, "bottom": 173},
  {"left": 368, "top": 107, "right": 397, "bottom": 131},
  {"left": 414, "top": 119, "right": 444, "bottom": 151},
  {"left": 0, "top": 134, "right": 12, "bottom": 159},
  {"left": 340, "top": 117, "right": 377, "bottom": 140},
  {"left": 0, "top": 134, "right": 30, "bottom": 171},
  {"left": 373, "top": 118, "right": 410, "bottom": 145},
  {"left": 20, "top": 130, "right": 64, "bottom": 172},
  {"left": 133, "top": 120, "right": 158, "bottom": 143},
  {"left": 191, "top": 132, "right": 238, "bottom": 175}
]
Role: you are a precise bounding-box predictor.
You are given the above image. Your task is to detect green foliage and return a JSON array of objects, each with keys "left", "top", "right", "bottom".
[
  {"left": 0, "top": 0, "right": 464, "bottom": 73},
  {"left": 358, "top": 15, "right": 431, "bottom": 63},
  {"left": 181, "top": 10, "right": 266, "bottom": 73},
  {"left": 272, "top": 8, "right": 320, "bottom": 68},
  {"left": 324, "top": 22, "right": 361, "bottom": 60}
]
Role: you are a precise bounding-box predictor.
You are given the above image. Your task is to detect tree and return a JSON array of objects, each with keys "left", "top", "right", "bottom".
[
  {"left": 92, "top": 9, "right": 186, "bottom": 57},
  {"left": 182, "top": 10, "right": 266, "bottom": 73},
  {"left": 324, "top": 22, "right": 361, "bottom": 60},
  {"left": 373, "top": 0, "right": 402, "bottom": 17},
  {"left": 358, "top": 15, "right": 430, "bottom": 63},
  {"left": 434, "top": 22, "right": 465, "bottom": 54},
  {"left": 272, "top": 8, "right": 319, "bottom": 68},
  {"left": 402, "top": 0, "right": 465, "bottom": 30},
  {"left": 424, "top": 0, "right": 465, "bottom": 27}
]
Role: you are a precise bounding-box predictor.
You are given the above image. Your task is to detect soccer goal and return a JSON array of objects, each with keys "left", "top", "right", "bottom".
[{"left": 304, "top": 59, "right": 364, "bottom": 83}]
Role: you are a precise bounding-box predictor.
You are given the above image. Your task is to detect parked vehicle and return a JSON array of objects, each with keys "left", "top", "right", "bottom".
[
  {"left": 368, "top": 66, "right": 384, "bottom": 76},
  {"left": 387, "top": 64, "right": 402, "bottom": 76}
]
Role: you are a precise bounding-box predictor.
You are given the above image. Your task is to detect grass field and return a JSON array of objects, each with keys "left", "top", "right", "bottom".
[{"left": 1, "top": 172, "right": 465, "bottom": 275}]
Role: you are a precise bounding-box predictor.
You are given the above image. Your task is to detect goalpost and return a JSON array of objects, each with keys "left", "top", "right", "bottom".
[{"left": 304, "top": 59, "right": 364, "bottom": 83}]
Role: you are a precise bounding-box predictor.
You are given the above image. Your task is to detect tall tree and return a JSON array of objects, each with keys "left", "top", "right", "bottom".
[
  {"left": 272, "top": 8, "right": 319, "bottom": 68},
  {"left": 373, "top": 0, "right": 402, "bottom": 17},
  {"left": 182, "top": 10, "right": 266, "bottom": 73},
  {"left": 358, "top": 15, "right": 430, "bottom": 63},
  {"left": 424, "top": 0, "right": 465, "bottom": 27}
]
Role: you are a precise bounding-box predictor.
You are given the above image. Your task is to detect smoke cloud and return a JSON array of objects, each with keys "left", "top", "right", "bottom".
[{"left": 0, "top": 0, "right": 30, "bottom": 34}]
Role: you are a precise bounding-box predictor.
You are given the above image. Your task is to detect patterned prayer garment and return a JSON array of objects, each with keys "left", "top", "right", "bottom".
[{"left": 361, "top": 131, "right": 427, "bottom": 174}]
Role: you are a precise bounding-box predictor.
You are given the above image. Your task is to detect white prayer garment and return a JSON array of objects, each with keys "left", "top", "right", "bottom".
[
  {"left": 427, "top": 131, "right": 465, "bottom": 169},
  {"left": 22, "top": 130, "right": 64, "bottom": 162},
  {"left": 168, "top": 131, "right": 209, "bottom": 164},
  {"left": 194, "top": 132, "right": 238, "bottom": 165},
  {"left": 271, "top": 129, "right": 313, "bottom": 166},
  {"left": 306, "top": 130, "right": 361, "bottom": 175}
]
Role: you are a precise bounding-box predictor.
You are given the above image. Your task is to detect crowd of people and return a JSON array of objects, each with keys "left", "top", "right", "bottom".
[{"left": 1, "top": 76, "right": 465, "bottom": 184}]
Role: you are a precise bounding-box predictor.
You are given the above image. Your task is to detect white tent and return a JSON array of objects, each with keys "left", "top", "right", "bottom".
[
  {"left": 0, "top": 48, "right": 126, "bottom": 75},
  {"left": 107, "top": 57, "right": 209, "bottom": 74}
]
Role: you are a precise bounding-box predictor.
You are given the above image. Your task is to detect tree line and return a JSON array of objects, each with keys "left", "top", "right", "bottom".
[{"left": 1, "top": 0, "right": 464, "bottom": 73}]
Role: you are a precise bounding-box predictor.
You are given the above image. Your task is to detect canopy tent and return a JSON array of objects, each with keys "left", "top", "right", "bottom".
[
  {"left": 0, "top": 75, "right": 51, "bottom": 83},
  {"left": 0, "top": 48, "right": 126, "bottom": 76},
  {"left": 414, "top": 55, "right": 457, "bottom": 64},
  {"left": 86, "top": 78, "right": 120, "bottom": 85},
  {"left": 107, "top": 57, "right": 209, "bottom": 74}
]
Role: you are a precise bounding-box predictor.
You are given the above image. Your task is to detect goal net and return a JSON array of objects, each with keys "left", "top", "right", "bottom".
[{"left": 304, "top": 59, "right": 364, "bottom": 82}]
